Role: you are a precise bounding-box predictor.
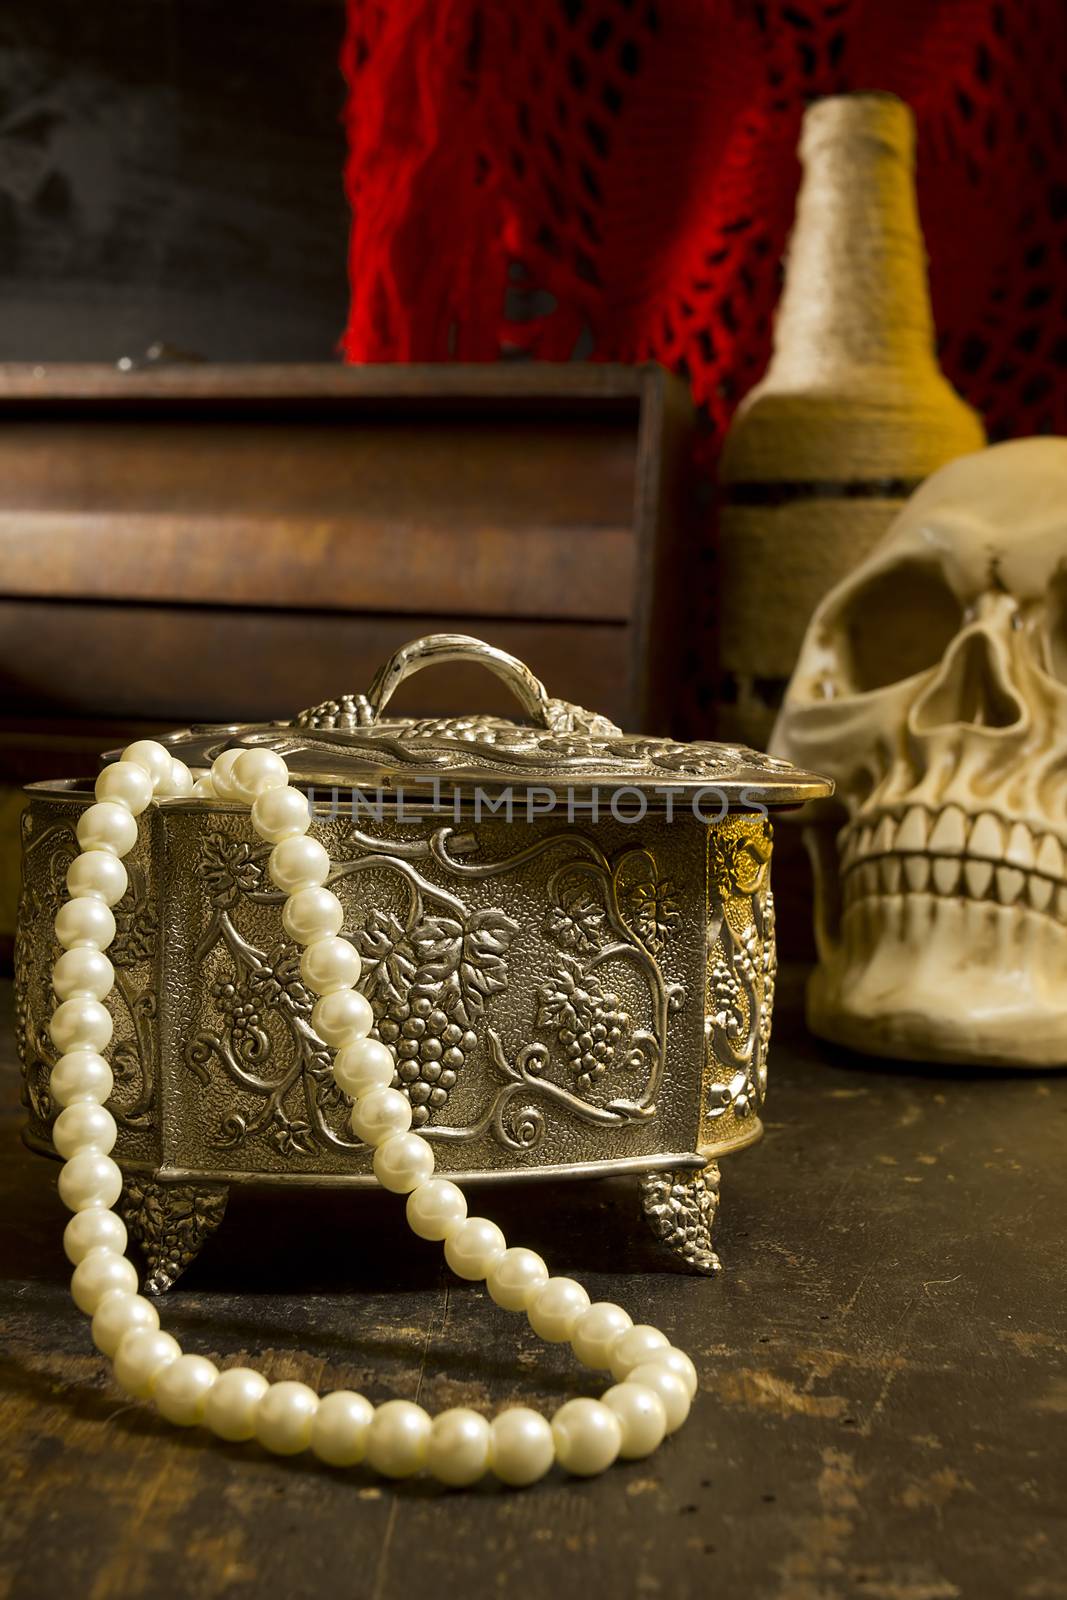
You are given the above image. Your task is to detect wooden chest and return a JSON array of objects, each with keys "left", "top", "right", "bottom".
[{"left": 0, "top": 361, "right": 694, "bottom": 949}]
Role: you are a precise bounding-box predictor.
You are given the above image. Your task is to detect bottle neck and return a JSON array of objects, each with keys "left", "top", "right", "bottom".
[{"left": 765, "top": 94, "right": 937, "bottom": 392}]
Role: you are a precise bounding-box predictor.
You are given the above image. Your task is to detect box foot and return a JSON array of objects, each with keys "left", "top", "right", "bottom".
[
  {"left": 118, "top": 1176, "right": 229, "bottom": 1294},
  {"left": 639, "top": 1161, "right": 721, "bottom": 1275}
]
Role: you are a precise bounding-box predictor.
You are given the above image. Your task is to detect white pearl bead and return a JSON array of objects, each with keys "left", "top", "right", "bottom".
[
  {"left": 570, "top": 1302, "right": 633, "bottom": 1370},
  {"left": 64, "top": 1207, "right": 127, "bottom": 1264},
  {"left": 65, "top": 852, "right": 128, "bottom": 907},
  {"left": 255, "top": 1381, "right": 319, "bottom": 1455},
  {"left": 601, "top": 1383, "right": 668, "bottom": 1459},
  {"left": 649, "top": 1347, "right": 698, "bottom": 1399},
  {"left": 232, "top": 747, "right": 288, "bottom": 800},
  {"left": 310, "top": 1390, "right": 375, "bottom": 1467},
  {"left": 205, "top": 1368, "right": 270, "bottom": 1442},
  {"left": 121, "top": 740, "right": 173, "bottom": 791},
  {"left": 49, "top": 996, "right": 113, "bottom": 1055},
  {"left": 443, "top": 1216, "right": 507, "bottom": 1281},
  {"left": 299, "top": 935, "right": 362, "bottom": 995},
  {"left": 191, "top": 777, "right": 216, "bottom": 799},
  {"left": 552, "top": 1397, "right": 622, "bottom": 1477},
  {"left": 333, "top": 1037, "right": 395, "bottom": 1098},
  {"left": 526, "top": 1277, "right": 591, "bottom": 1343},
  {"left": 76, "top": 801, "right": 138, "bottom": 858},
  {"left": 312, "top": 988, "right": 373, "bottom": 1049},
  {"left": 489, "top": 1407, "right": 555, "bottom": 1487},
  {"left": 269, "top": 835, "right": 330, "bottom": 892},
  {"left": 154, "top": 1354, "right": 219, "bottom": 1425},
  {"left": 209, "top": 749, "right": 245, "bottom": 801},
  {"left": 349, "top": 1085, "right": 412, "bottom": 1146},
  {"left": 625, "top": 1363, "right": 691, "bottom": 1434},
  {"left": 365, "top": 1399, "right": 431, "bottom": 1478},
  {"left": 71, "top": 1248, "right": 139, "bottom": 1314},
  {"left": 373, "top": 1131, "right": 435, "bottom": 1194},
  {"left": 55, "top": 898, "right": 116, "bottom": 952},
  {"left": 113, "top": 1328, "right": 182, "bottom": 1397},
  {"left": 405, "top": 1178, "right": 468, "bottom": 1241},
  {"left": 167, "top": 758, "right": 195, "bottom": 797},
  {"left": 52, "top": 1102, "right": 117, "bottom": 1158},
  {"left": 608, "top": 1323, "right": 671, "bottom": 1382},
  {"left": 282, "top": 886, "right": 344, "bottom": 945},
  {"left": 486, "top": 1247, "right": 549, "bottom": 1312},
  {"left": 57, "top": 1151, "right": 123, "bottom": 1211},
  {"left": 95, "top": 761, "right": 154, "bottom": 815},
  {"left": 251, "top": 784, "right": 311, "bottom": 842},
  {"left": 91, "top": 1290, "right": 159, "bottom": 1357},
  {"left": 51, "top": 1050, "right": 113, "bottom": 1107},
  {"left": 53, "top": 947, "right": 115, "bottom": 1001},
  {"left": 427, "top": 1408, "right": 491, "bottom": 1486}
]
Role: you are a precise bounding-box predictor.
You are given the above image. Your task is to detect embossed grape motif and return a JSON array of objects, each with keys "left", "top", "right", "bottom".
[
  {"left": 19, "top": 801, "right": 775, "bottom": 1189},
  {"left": 535, "top": 956, "right": 634, "bottom": 1092},
  {"left": 179, "top": 823, "right": 692, "bottom": 1160},
  {"left": 355, "top": 907, "right": 518, "bottom": 1126}
]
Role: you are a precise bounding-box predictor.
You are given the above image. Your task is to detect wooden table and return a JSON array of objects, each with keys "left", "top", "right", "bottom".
[{"left": 1, "top": 969, "right": 1063, "bottom": 1599}]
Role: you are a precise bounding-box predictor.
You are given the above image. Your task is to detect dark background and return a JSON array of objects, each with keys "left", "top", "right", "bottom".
[{"left": 0, "top": 1, "right": 349, "bottom": 364}]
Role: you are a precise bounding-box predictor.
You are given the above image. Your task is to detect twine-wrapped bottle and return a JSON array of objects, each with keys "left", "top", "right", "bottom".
[{"left": 716, "top": 91, "right": 985, "bottom": 751}]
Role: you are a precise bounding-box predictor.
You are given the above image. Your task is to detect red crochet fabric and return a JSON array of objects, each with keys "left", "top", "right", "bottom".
[{"left": 341, "top": 0, "right": 1067, "bottom": 457}]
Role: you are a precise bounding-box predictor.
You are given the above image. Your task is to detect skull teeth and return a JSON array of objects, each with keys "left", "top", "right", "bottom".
[
  {"left": 841, "top": 806, "right": 1067, "bottom": 917},
  {"left": 895, "top": 806, "right": 928, "bottom": 852},
  {"left": 1037, "top": 833, "right": 1064, "bottom": 878},
  {"left": 969, "top": 812, "right": 1004, "bottom": 860},
  {"left": 928, "top": 805, "right": 966, "bottom": 855},
  {"left": 932, "top": 858, "right": 960, "bottom": 896},
  {"left": 964, "top": 859, "right": 994, "bottom": 899},
  {"left": 1027, "top": 875, "right": 1053, "bottom": 913},
  {"left": 1005, "top": 821, "right": 1036, "bottom": 871},
  {"left": 995, "top": 865, "right": 1026, "bottom": 906}
]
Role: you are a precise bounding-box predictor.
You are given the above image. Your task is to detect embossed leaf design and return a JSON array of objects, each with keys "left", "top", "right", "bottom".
[
  {"left": 356, "top": 910, "right": 417, "bottom": 1005},
  {"left": 307, "top": 1045, "right": 348, "bottom": 1110},
  {"left": 625, "top": 876, "right": 680, "bottom": 955},
  {"left": 543, "top": 895, "right": 604, "bottom": 952},
  {"left": 198, "top": 832, "right": 266, "bottom": 908},
  {"left": 269, "top": 1113, "right": 318, "bottom": 1157},
  {"left": 110, "top": 872, "right": 159, "bottom": 968},
  {"left": 410, "top": 914, "right": 464, "bottom": 981},
  {"left": 459, "top": 910, "right": 519, "bottom": 1017},
  {"left": 247, "top": 941, "right": 313, "bottom": 1017},
  {"left": 536, "top": 954, "right": 585, "bottom": 1032}
]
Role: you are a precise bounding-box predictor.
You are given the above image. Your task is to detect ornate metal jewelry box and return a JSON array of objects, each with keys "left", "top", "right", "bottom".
[{"left": 16, "top": 636, "right": 830, "bottom": 1289}]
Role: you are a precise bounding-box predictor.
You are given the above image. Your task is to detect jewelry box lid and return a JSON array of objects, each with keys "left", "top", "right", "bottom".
[{"left": 123, "top": 635, "right": 832, "bottom": 809}]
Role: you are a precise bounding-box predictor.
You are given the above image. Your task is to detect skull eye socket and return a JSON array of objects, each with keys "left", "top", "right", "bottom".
[{"left": 827, "top": 560, "right": 964, "bottom": 694}]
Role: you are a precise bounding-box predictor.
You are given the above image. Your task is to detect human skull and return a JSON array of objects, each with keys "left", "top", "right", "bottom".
[{"left": 771, "top": 438, "right": 1067, "bottom": 1066}]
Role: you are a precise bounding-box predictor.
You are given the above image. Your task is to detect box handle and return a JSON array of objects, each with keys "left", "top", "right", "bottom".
[{"left": 364, "top": 634, "right": 555, "bottom": 727}]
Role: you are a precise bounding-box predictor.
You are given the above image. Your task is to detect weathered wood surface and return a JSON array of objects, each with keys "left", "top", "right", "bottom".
[{"left": 1, "top": 969, "right": 1063, "bottom": 1600}]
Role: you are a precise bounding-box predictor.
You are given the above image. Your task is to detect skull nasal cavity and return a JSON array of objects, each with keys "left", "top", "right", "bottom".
[{"left": 912, "top": 630, "right": 1025, "bottom": 732}]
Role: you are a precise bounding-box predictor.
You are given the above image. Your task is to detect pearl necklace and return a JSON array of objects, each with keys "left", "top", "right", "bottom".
[{"left": 49, "top": 740, "right": 697, "bottom": 1486}]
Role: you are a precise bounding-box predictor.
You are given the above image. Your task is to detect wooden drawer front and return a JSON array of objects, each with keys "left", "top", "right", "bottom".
[
  {"left": 0, "top": 418, "right": 636, "bottom": 622},
  {"left": 0, "top": 602, "right": 630, "bottom": 728}
]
